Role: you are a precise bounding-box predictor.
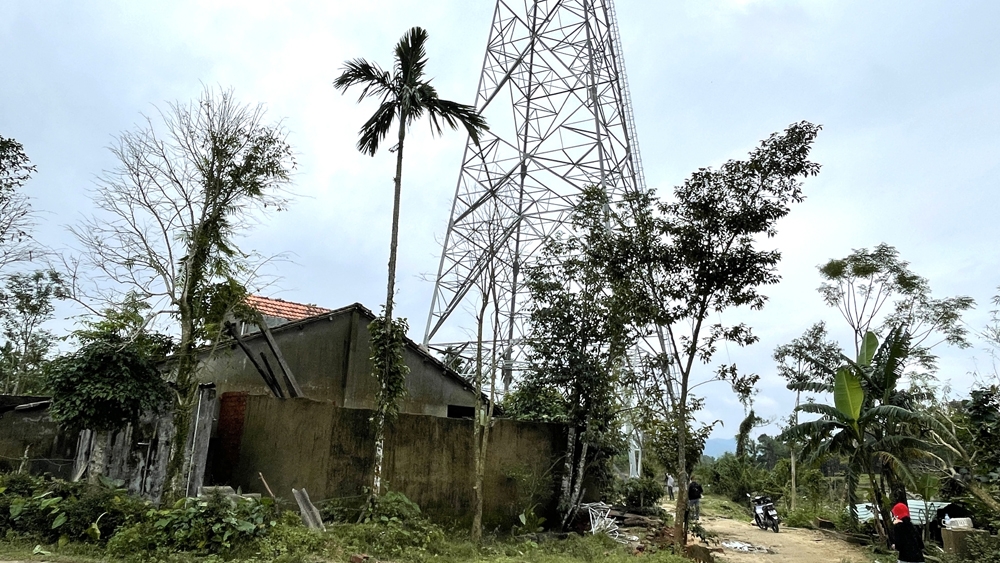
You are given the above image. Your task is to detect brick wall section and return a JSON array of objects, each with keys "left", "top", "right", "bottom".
[{"left": 214, "top": 392, "right": 249, "bottom": 485}]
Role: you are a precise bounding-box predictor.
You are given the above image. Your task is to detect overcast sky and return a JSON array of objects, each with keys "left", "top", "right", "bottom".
[{"left": 3, "top": 0, "right": 999, "bottom": 441}]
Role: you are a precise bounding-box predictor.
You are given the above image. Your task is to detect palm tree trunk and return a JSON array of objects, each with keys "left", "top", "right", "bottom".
[
  {"left": 364, "top": 114, "right": 408, "bottom": 519},
  {"left": 384, "top": 117, "right": 406, "bottom": 323},
  {"left": 471, "top": 292, "right": 489, "bottom": 542}
]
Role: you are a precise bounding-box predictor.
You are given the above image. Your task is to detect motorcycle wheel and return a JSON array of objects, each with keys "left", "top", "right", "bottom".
[
  {"left": 754, "top": 515, "right": 764, "bottom": 529},
  {"left": 771, "top": 518, "right": 779, "bottom": 533}
]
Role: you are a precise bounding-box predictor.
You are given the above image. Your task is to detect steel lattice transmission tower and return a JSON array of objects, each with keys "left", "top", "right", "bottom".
[{"left": 423, "top": 0, "right": 646, "bottom": 388}]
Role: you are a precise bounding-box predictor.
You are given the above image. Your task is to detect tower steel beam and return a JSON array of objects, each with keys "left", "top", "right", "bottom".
[{"left": 424, "top": 0, "right": 645, "bottom": 390}]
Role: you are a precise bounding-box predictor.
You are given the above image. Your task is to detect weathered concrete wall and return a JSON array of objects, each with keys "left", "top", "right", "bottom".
[
  {"left": 0, "top": 396, "right": 74, "bottom": 478},
  {"left": 231, "top": 396, "right": 563, "bottom": 526},
  {"left": 195, "top": 305, "right": 477, "bottom": 417},
  {"left": 1, "top": 391, "right": 213, "bottom": 505}
]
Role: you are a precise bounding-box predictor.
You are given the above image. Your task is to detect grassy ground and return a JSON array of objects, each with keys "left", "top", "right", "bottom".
[{"left": 0, "top": 526, "right": 691, "bottom": 563}]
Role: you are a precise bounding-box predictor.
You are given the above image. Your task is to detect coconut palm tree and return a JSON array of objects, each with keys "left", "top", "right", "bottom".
[
  {"left": 334, "top": 26, "right": 487, "bottom": 325},
  {"left": 334, "top": 27, "right": 487, "bottom": 514}
]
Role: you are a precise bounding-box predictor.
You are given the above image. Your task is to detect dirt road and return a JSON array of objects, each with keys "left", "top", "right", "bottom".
[{"left": 696, "top": 515, "right": 876, "bottom": 563}]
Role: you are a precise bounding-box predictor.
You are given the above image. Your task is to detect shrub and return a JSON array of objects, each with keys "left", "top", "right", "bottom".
[
  {"left": 967, "top": 533, "right": 1000, "bottom": 563},
  {"left": 705, "top": 453, "right": 768, "bottom": 503},
  {"left": 614, "top": 477, "right": 665, "bottom": 509},
  {"left": 0, "top": 472, "right": 147, "bottom": 544},
  {"left": 327, "top": 492, "right": 447, "bottom": 560},
  {"left": 329, "top": 518, "right": 446, "bottom": 559},
  {"left": 106, "top": 490, "right": 278, "bottom": 558},
  {"left": 782, "top": 507, "right": 818, "bottom": 528}
]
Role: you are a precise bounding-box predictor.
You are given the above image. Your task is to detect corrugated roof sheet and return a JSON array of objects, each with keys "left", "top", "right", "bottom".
[
  {"left": 246, "top": 295, "right": 332, "bottom": 322},
  {"left": 855, "top": 501, "right": 954, "bottom": 526}
]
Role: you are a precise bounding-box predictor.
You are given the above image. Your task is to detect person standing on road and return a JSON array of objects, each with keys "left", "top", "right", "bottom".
[
  {"left": 688, "top": 478, "right": 704, "bottom": 521},
  {"left": 666, "top": 474, "right": 675, "bottom": 501},
  {"left": 889, "top": 503, "right": 925, "bottom": 563}
]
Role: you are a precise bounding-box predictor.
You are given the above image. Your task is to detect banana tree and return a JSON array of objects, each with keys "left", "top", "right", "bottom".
[{"left": 784, "top": 329, "right": 936, "bottom": 541}]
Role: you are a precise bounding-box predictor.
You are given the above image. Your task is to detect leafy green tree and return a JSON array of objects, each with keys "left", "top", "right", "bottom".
[
  {"left": 0, "top": 136, "right": 39, "bottom": 272},
  {"left": 0, "top": 270, "right": 66, "bottom": 394},
  {"left": 524, "top": 225, "right": 633, "bottom": 530},
  {"left": 46, "top": 297, "right": 174, "bottom": 483},
  {"left": 773, "top": 321, "right": 841, "bottom": 510},
  {"left": 68, "top": 87, "right": 295, "bottom": 497},
  {"left": 333, "top": 26, "right": 487, "bottom": 510},
  {"left": 930, "top": 385, "right": 1000, "bottom": 519},
  {"left": 595, "top": 121, "right": 822, "bottom": 548},
  {"left": 818, "top": 243, "right": 973, "bottom": 367}
]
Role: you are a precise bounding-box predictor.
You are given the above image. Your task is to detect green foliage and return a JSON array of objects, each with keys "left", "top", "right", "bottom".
[
  {"left": 967, "top": 385, "right": 1000, "bottom": 475},
  {"left": 781, "top": 505, "right": 840, "bottom": 529},
  {"left": 106, "top": 491, "right": 278, "bottom": 558},
  {"left": 502, "top": 381, "right": 569, "bottom": 423},
  {"left": 370, "top": 490, "right": 422, "bottom": 522},
  {"left": 0, "top": 269, "right": 66, "bottom": 395},
  {"left": 192, "top": 277, "right": 254, "bottom": 344},
  {"left": 0, "top": 472, "right": 147, "bottom": 544},
  {"left": 753, "top": 434, "right": 791, "bottom": 470},
  {"left": 0, "top": 136, "right": 36, "bottom": 192},
  {"left": 523, "top": 204, "right": 635, "bottom": 525},
  {"left": 704, "top": 453, "right": 768, "bottom": 503},
  {"left": 614, "top": 477, "right": 665, "bottom": 509},
  {"left": 833, "top": 366, "right": 864, "bottom": 428},
  {"left": 514, "top": 505, "right": 547, "bottom": 534},
  {"left": 45, "top": 328, "right": 172, "bottom": 434},
  {"left": 818, "top": 243, "right": 973, "bottom": 370},
  {"left": 329, "top": 511, "right": 446, "bottom": 559},
  {"left": 965, "top": 533, "right": 1000, "bottom": 563},
  {"left": 369, "top": 314, "right": 410, "bottom": 429},
  {"left": 333, "top": 26, "right": 487, "bottom": 157},
  {"left": 0, "top": 136, "right": 37, "bottom": 272},
  {"left": 735, "top": 410, "right": 763, "bottom": 460},
  {"left": 774, "top": 321, "right": 842, "bottom": 391},
  {"left": 783, "top": 327, "right": 943, "bottom": 533},
  {"left": 647, "top": 414, "right": 714, "bottom": 477}
]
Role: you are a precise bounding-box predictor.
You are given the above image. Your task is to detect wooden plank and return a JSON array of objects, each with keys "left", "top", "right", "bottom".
[
  {"left": 258, "top": 321, "right": 304, "bottom": 398},
  {"left": 224, "top": 322, "right": 284, "bottom": 398}
]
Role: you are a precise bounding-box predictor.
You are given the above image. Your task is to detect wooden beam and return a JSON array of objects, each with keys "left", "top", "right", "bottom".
[
  {"left": 224, "top": 322, "right": 284, "bottom": 398},
  {"left": 257, "top": 321, "right": 305, "bottom": 398}
]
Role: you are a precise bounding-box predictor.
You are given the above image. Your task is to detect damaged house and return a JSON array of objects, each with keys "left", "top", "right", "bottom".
[{"left": 2, "top": 296, "right": 565, "bottom": 526}]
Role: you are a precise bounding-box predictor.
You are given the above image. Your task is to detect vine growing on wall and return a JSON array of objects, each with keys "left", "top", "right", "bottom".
[{"left": 360, "top": 312, "right": 410, "bottom": 520}]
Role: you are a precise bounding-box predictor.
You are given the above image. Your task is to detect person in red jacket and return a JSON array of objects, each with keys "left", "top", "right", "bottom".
[{"left": 889, "top": 503, "right": 925, "bottom": 563}]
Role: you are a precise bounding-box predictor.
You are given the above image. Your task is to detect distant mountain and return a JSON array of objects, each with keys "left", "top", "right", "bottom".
[{"left": 703, "top": 438, "right": 736, "bottom": 459}]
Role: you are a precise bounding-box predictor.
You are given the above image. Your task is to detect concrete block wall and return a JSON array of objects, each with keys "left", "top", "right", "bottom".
[{"left": 229, "top": 396, "right": 565, "bottom": 527}]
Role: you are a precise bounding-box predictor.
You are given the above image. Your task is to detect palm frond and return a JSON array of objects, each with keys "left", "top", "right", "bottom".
[
  {"left": 357, "top": 102, "right": 397, "bottom": 156},
  {"left": 873, "top": 327, "right": 909, "bottom": 402},
  {"left": 333, "top": 59, "right": 393, "bottom": 103},
  {"left": 424, "top": 97, "right": 488, "bottom": 145},
  {"left": 395, "top": 27, "right": 429, "bottom": 85}
]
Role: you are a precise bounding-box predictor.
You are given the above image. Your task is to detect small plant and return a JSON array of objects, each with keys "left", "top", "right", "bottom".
[{"left": 513, "top": 504, "right": 547, "bottom": 534}]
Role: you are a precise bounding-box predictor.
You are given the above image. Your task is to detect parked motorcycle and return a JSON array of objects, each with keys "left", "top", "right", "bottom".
[{"left": 748, "top": 494, "right": 780, "bottom": 532}]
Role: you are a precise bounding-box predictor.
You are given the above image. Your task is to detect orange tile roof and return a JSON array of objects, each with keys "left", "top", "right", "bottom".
[{"left": 246, "top": 295, "right": 332, "bottom": 322}]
